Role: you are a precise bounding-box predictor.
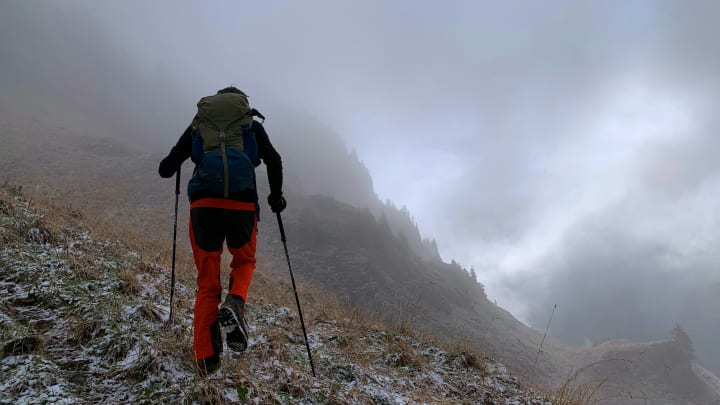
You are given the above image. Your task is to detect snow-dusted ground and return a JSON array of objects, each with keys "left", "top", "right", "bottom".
[{"left": 0, "top": 186, "right": 553, "bottom": 404}]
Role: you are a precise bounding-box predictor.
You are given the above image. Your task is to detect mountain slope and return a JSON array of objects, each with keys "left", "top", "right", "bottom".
[
  {"left": 0, "top": 184, "right": 552, "bottom": 403},
  {"left": 0, "top": 112, "right": 568, "bottom": 385},
  {"left": 3, "top": 115, "right": 720, "bottom": 403},
  {"left": 566, "top": 339, "right": 720, "bottom": 404},
  {"left": 255, "top": 194, "right": 572, "bottom": 383}
]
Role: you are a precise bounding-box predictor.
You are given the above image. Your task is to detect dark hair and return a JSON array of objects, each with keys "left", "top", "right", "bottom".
[{"left": 217, "top": 86, "right": 247, "bottom": 96}]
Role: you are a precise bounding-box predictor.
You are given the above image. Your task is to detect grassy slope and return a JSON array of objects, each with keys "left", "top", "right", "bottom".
[
  {"left": 0, "top": 183, "right": 554, "bottom": 403},
  {"left": 0, "top": 113, "right": 574, "bottom": 388}
]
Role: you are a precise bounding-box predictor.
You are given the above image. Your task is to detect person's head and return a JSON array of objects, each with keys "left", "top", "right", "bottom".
[{"left": 217, "top": 86, "right": 247, "bottom": 96}]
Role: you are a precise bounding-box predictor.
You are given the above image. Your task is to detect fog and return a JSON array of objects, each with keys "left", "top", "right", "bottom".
[{"left": 2, "top": 1, "right": 719, "bottom": 373}]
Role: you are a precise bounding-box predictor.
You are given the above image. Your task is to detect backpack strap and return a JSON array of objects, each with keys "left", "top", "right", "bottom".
[{"left": 219, "top": 131, "right": 230, "bottom": 198}]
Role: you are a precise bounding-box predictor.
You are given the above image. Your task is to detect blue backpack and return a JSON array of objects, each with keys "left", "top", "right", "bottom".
[{"left": 187, "top": 92, "right": 261, "bottom": 199}]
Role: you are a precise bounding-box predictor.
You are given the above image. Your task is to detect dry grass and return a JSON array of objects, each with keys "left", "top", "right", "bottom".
[
  {"left": 1, "top": 182, "right": 558, "bottom": 403},
  {"left": 548, "top": 358, "right": 644, "bottom": 405},
  {"left": 2, "top": 335, "right": 41, "bottom": 357},
  {"left": 67, "top": 316, "right": 104, "bottom": 348},
  {"left": 117, "top": 268, "right": 142, "bottom": 296}
]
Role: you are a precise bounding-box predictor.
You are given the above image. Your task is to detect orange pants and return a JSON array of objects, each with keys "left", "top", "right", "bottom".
[{"left": 189, "top": 198, "right": 257, "bottom": 360}]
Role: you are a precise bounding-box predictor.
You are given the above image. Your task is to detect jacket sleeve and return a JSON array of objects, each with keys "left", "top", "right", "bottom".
[
  {"left": 158, "top": 125, "right": 193, "bottom": 178},
  {"left": 253, "top": 121, "right": 283, "bottom": 196}
]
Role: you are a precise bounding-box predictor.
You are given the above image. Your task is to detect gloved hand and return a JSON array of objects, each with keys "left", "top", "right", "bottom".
[
  {"left": 267, "top": 193, "right": 287, "bottom": 213},
  {"left": 158, "top": 148, "right": 179, "bottom": 178}
]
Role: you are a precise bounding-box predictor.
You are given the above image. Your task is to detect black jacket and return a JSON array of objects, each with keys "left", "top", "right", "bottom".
[{"left": 159, "top": 120, "right": 283, "bottom": 202}]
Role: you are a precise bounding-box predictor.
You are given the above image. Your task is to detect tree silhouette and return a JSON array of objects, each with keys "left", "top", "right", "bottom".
[{"left": 671, "top": 323, "right": 694, "bottom": 358}]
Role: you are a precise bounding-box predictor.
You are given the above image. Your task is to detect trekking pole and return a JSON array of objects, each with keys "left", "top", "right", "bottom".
[
  {"left": 531, "top": 304, "right": 556, "bottom": 379},
  {"left": 276, "top": 212, "right": 316, "bottom": 377},
  {"left": 168, "top": 166, "right": 181, "bottom": 326}
]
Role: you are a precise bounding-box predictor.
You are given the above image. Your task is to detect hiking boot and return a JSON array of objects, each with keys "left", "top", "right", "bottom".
[
  {"left": 197, "top": 354, "right": 221, "bottom": 376},
  {"left": 218, "top": 294, "right": 248, "bottom": 352}
]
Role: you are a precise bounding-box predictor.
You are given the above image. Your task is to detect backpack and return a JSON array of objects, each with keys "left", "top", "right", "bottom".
[{"left": 187, "top": 92, "right": 262, "bottom": 199}]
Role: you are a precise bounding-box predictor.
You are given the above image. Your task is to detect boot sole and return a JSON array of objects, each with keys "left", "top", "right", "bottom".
[{"left": 218, "top": 307, "right": 248, "bottom": 352}]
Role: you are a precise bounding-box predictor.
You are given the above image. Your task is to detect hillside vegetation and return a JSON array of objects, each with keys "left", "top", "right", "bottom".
[
  {"left": 0, "top": 184, "right": 559, "bottom": 403},
  {"left": 0, "top": 112, "right": 572, "bottom": 387}
]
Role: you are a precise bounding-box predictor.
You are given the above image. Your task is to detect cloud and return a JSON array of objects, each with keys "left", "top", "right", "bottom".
[{"left": 506, "top": 199, "right": 720, "bottom": 370}]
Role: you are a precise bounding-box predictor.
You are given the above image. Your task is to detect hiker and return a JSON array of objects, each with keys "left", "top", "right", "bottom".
[{"left": 158, "top": 86, "right": 286, "bottom": 374}]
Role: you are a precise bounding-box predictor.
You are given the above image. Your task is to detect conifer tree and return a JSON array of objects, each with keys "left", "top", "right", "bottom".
[{"left": 672, "top": 323, "right": 694, "bottom": 358}]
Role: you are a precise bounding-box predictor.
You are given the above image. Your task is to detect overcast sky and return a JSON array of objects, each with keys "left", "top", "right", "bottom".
[{"left": 8, "top": 0, "right": 720, "bottom": 370}]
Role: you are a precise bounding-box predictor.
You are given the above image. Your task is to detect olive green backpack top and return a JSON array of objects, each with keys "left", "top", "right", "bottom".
[{"left": 192, "top": 92, "right": 254, "bottom": 153}]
